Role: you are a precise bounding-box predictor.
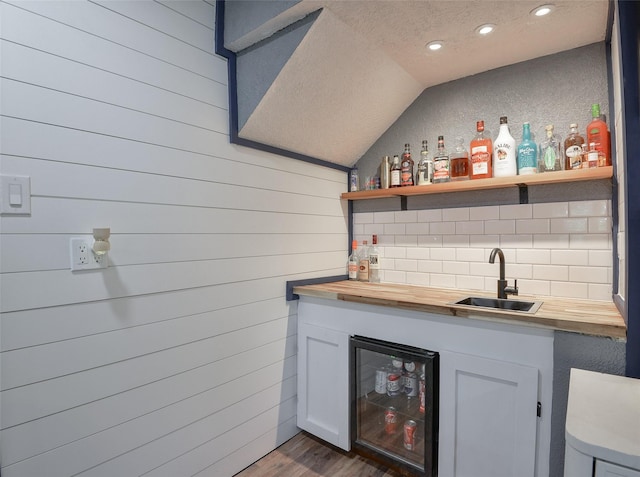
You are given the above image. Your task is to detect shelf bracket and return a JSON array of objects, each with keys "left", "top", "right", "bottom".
[
  {"left": 400, "top": 196, "right": 407, "bottom": 211},
  {"left": 518, "top": 184, "right": 529, "bottom": 204}
]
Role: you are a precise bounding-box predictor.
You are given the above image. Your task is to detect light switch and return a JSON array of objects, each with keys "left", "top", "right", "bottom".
[{"left": 1, "top": 175, "right": 31, "bottom": 215}]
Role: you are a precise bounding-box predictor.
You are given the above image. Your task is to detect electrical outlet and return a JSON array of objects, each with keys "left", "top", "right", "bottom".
[{"left": 70, "top": 238, "right": 108, "bottom": 271}]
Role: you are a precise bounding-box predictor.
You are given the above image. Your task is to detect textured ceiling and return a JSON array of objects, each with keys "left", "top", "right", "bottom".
[{"left": 226, "top": 0, "right": 610, "bottom": 167}]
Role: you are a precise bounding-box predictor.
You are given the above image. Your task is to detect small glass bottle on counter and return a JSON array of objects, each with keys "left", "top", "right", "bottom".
[
  {"left": 348, "top": 240, "right": 358, "bottom": 280},
  {"left": 390, "top": 155, "right": 401, "bottom": 187},
  {"left": 358, "top": 240, "right": 369, "bottom": 282},
  {"left": 432, "top": 136, "right": 450, "bottom": 183},
  {"left": 416, "top": 140, "right": 432, "bottom": 185},
  {"left": 538, "top": 124, "right": 564, "bottom": 172},
  {"left": 450, "top": 136, "right": 470, "bottom": 180},
  {"left": 400, "top": 143, "right": 415, "bottom": 186}
]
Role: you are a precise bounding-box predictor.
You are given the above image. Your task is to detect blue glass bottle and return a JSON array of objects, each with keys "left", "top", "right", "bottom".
[{"left": 517, "top": 122, "right": 537, "bottom": 175}]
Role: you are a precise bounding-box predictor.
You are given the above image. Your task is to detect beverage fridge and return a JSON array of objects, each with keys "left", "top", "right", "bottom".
[{"left": 350, "top": 336, "right": 439, "bottom": 476}]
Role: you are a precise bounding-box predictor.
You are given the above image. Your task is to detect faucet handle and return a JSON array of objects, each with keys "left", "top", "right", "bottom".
[{"left": 505, "top": 279, "right": 519, "bottom": 297}]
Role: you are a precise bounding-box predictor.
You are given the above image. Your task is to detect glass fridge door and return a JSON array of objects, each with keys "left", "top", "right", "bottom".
[{"left": 350, "top": 336, "right": 438, "bottom": 477}]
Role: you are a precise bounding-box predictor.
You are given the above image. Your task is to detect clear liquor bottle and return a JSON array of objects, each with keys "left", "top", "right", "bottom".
[
  {"left": 432, "top": 136, "right": 450, "bottom": 183},
  {"left": 450, "top": 137, "right": 469, "bottom": 180},
  {"left": 348, "top": 240, "right": 358, "bottom": 280},
  {"left": 400, "top": 144, "right": 415, "bottom": 186},
  {"left": 358, "top": 240, "right": 370, "bottom": 282},
  {"left": 416, "top": 140, "right": 432, "bottom": 185},
  {"left": 368, "top": 235, "right": 381, "bottom": 283},
  {"left": 538, "top": 124, "right": 564, "bottom": 172}
]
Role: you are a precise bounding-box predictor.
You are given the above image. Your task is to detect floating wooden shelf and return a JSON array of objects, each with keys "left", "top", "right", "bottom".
[{"left": 340, "top": 166, "right": 613, "bottom": 200}]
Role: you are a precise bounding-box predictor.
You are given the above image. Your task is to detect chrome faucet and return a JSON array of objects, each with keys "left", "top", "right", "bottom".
[{"left": 489, "top": 247, "right": 518, "bottom": 299}]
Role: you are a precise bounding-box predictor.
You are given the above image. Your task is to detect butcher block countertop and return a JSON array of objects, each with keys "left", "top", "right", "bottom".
[{"left": 293, "top": 281, "right": 626, "bottom": 340}]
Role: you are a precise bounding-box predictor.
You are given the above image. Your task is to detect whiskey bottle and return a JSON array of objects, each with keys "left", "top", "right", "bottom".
[
  {"left": 493, "top": 116, "right": 517, "bottom": 177},
  {"left": 390, "top": 155, "right": 401, "bottom": 187},
  {"left": 416, "top": 140, "right": 432, "bottom": 185},
  {"left": 400, "top": 143, "right": 415, "bottom": 186},
  {"left": 470, "top": 120, "right": 492, "bottom": 179},
  {"left": 517, "top": 122, "right": 537, "bottom": 175},
  {"left": 432, "top": 136, "right": 450, "bottom": 183},
  {"left": 450, "top": 136, "right": 469, "bottom": 180},
  {"left": 564, "top": 123, "right": 585, "bottom": 170},
  {"left": 538, "top": 124, "right": 564, "bottom": 172}
]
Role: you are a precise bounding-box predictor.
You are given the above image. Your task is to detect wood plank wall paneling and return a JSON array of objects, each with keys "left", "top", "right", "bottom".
[{"left": 0, "top": 1, "right": 348, "bottom": 475}]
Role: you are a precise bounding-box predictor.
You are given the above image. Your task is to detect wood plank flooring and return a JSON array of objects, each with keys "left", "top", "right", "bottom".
[{"left": 234, "top": 432, "right": 403, "bottom": 477}]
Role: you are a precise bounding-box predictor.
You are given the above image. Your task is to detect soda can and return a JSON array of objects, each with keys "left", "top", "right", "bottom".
[
  {"left": 404, "top": 420, "right": 417, "bottom": 450},
  {"left": 404, "top": 361, "right": 416, "bottom": 373},
  {"left": 419, "top": 374, "right": 426, "bottom": 413},
  {"left": 404, "top": 372, "right": 418, "bottom": 397},
  {"left": 375, "top": 367, "right": 388, "bottom": 394},
  {"left": 384, "top": 407, "right": 398, "bottom": 435},
  {"left": 387, "top": 372, "right": 402, "bottom": 396}
]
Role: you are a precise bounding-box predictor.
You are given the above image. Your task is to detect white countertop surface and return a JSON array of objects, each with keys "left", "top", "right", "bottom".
[{"left": 565, "top": 368, "right": 640, "bottom": 470}]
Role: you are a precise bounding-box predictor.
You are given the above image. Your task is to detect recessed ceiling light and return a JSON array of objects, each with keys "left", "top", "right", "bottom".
[
  {"left": 475, "top": 24, "right": 495, "bottom": 35},
  {"left": 531, "top": 4, "right": 555, "bottom": 16},
  {"left": 427, "top": 41, "right": 443, "bottom": 51}
]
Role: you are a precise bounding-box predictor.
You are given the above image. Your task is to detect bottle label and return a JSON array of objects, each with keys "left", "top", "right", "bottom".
[
  {"left": 518, "top": 145, "right": 537, "bottom": 170},
  {"left": 348, "top": 261, "right": 358, "bottom": 279},
  {"left": 369, "top": 253, "right": 380, "bottom": 270},
  {"left": 433, "top": 158, "right": 449, "bottom": 180},
  {"left": 358, "top": 259, "right": 369, "bottom": 281},
  {"left": 566, "top": 145, "right": 583, "bottom": 169},
  {"left": 401, "top": 167, "right": 413, "bottom": 186},
  {"left": 390, "top": 170, "right": 401, "bottom": 186},
  {"left": 471, "top": 146, "right": 490, "bottom": 175}
]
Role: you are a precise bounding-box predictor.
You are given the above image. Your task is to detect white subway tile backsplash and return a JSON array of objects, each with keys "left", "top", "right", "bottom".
[
  {"left": 430, "top": 248, "right": 457, "bottom": 261},
  {"left": 443, "top": 207, "right": 470, "bottom": 222},
  {"left": 517, "top": 249, "right": 551, "bottom": 264},
  {"left": 418, "top": 235, "right": 443, "bottom": 247},
  {"left": 366, "top": 199, "right": 612, "bottom": 302},
  {"left": 384, "top": 223, "right": 406, "bottom": 235},
  {"left": 500, "top": 204, "right": 532, "bottom": 219},
  {"left": 406, "top": 223, "right": 430, "bottom": 235},
  {"left": 417, "top": 209, "right": 443, "bottom": 223},
  {"left": 533, "top": 234, "right": 570, "bottom": 249},
  {"left": 550, "top": 218, "right": 588, "bottom": 234},
  {"left": 395, "top": 210, "right": 418, "bottom": 223},
  {"left": 418, "top": 260, "right": 443, "bottom": 273},
  {"left": 550, "top": 249, "right": 589, "bottom": 266},
  {"left": 353, "top": 224, "right": 364, "bottom": 236},
  {"left": 485, "top": 220, "right": 516, "bottom": 235},
  {"left": 533, "top": 202, "right": 569, "bottom": 218},
  {"left": 470, "top": 206, "right": 500, "bottom": 221},
  {"left": 516, "top": 219, "right": 550, "bottom": 234},
  {"left": 374, "top": 211, "right": 396, "bottom": 223},
  {"left": 456, "top": 221, "right": 484, "bottom": 235},
  {"left": 430, "top": 221, "right": 456, "bottom": 235},
  {"left": 533, "top": 265, "right": 569, "bottom": 281},
  {"left": 569, "top": 200, "right": 610, "bottom": 217}
]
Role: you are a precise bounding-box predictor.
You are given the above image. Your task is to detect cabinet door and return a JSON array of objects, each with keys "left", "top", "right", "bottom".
[
  {"left": 439, "top": 350, "right": 539, "bottom": 477},
  {"left": 297, "top": 322, "right": 350, "bottom": 450},
  {"left": 596, "top": 461, "right": 640, "bottom": 477}
]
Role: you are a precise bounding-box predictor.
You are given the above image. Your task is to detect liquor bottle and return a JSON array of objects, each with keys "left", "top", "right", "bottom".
[
  {"left": 390, "top": 155, "right": 401, "bottom": 187},
  {"left": 350, "top": 168, "right": 359, "bottom": 192},
  {"left": 470, "top": 120, "right": 492, "bottom": 179},
  {"left": 416, "top": 140, "right": 432, "bottom": 185},
  {"left": 358, "top": 240, "right": 370, "bottom": 282},
  {"left": 450, "top": 137, "right": 470, "bottom": 180},
  {"left": 493, "top": 116, "right": 517, "bottom": 177},
  {"left": 348, "top": 240, "right": 358, "bottom": 280},
  {"left": 586, "top": 104, "right": 611, "bottom": 166},
  {"left": 400, "top": 144, "right": 414, "bottom": 186},
  {"left": 369, "top": 235, "right": 381, "bottom": 283},
  {"left": 564, "top": 123, "right": 586, "bottom": 170},
  {"left": 380, "top": 156, "right": 391, "bottom": 189},
  {"left": 517, "top": 122, "right": 537, "bottom": 175},
  {"left": 432, "top": 136, "right": 450, "bottom": 183},
  {"left": 538, "top": 124, "right": 564, "bottom": 172}
]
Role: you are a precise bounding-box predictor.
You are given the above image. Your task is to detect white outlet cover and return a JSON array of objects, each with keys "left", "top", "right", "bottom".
[{"left": 70, "top": 238, "right": 108, "bottom": 271}]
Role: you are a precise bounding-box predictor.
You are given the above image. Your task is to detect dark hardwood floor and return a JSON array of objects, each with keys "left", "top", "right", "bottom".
[{"left": 234, "top": 432, "right": 403, "bottom": 477}]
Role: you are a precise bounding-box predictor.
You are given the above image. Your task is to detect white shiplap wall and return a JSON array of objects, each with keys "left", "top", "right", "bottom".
[{"left": 0, "top": 1, "right": 347, "bottom": 476}]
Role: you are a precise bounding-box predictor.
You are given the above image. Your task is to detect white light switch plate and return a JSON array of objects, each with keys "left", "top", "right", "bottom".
[
  {"left": 0, "top": 175, "right": 31, "bottom": 215},
  {"left": 70, "top": 238, "right": 108, "bottom": 271}
]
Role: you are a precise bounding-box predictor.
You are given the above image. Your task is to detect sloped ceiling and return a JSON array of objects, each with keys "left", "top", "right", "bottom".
[{"left": 223, "top": 0, "right": 610, "bottom": 168}]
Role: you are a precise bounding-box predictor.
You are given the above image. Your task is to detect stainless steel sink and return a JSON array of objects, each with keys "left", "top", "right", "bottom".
[{"left": 451, "top": 296, "right": 543, "bottom": 314}]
